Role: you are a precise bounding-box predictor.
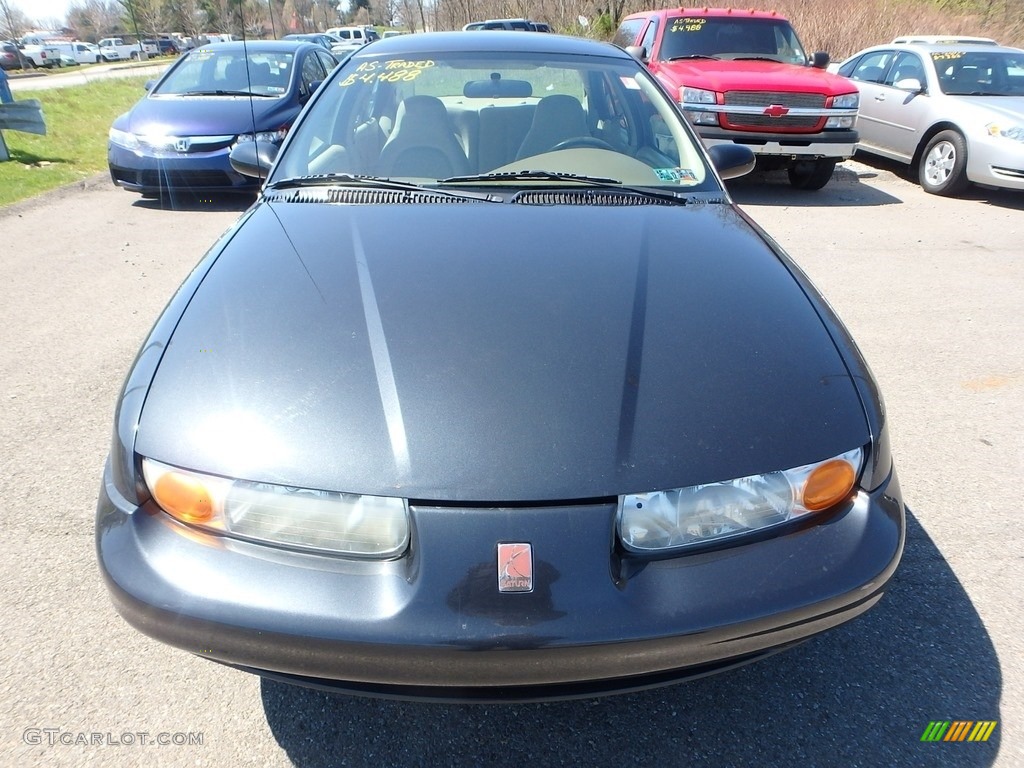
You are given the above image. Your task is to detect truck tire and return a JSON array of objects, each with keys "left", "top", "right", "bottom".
[
  {"left": 130, "top": 51, "right": 139, "bottom": 60},
  {"left": 787, "top": 159, "right": 836, "bottom": 190},
  {"left": 918, "top": 130, "right": 970, "bottom": 196}
]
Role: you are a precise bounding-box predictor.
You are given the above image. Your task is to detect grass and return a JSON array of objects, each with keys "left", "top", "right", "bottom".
[{"left": 0, "top": 75, "right": 151, "bottom": 207}]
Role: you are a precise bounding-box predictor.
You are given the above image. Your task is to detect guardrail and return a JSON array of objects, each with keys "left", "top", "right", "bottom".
[{"left": 0, "top": 86, "right": 47, "bottom": 161}]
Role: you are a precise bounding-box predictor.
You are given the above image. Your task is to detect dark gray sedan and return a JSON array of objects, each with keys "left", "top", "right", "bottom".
[{"left": 96, "top": 31, "right": 904, "bottom": 701}]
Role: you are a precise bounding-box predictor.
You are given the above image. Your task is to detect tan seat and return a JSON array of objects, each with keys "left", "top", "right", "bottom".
[
  {"left": 515, "top": 95, "right": 590, "bottom": 160},
  {"left": 376, "top": 96, "right": 470, "bottom": 178}
]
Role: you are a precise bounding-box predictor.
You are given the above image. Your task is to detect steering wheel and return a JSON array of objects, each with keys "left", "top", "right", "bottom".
[{"left": 550, "top": 136, "right": 616, "bottom": 152}]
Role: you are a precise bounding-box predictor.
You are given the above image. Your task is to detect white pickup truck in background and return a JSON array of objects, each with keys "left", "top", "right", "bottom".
[{"left": 97, "top": 38, "right": 156, "bottom": 61}]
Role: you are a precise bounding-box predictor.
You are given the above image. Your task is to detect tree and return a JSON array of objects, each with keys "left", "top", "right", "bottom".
[{"left": 0, "top": 0, "right": 31, "bottom": 40}]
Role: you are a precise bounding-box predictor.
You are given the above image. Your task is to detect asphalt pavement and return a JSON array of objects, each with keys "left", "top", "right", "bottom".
[{"left": 0, "top": 160, "right": 1021, "bottom": 767}]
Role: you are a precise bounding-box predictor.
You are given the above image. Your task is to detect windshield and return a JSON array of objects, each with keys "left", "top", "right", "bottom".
[
  {"left": 271, "top": 48, "right": 712, "bottom": 190},
  {"left": 932, "top": 50, "right": 1024, "bottom": 95},
  {"left": 658, "top": 16, "right": 808, "bottom": 65},
  {"left": 153, "top": 48, "right": 295, "bottom": 97}
]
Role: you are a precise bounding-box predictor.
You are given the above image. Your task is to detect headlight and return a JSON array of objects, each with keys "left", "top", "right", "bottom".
[
  {"left": 832, "top": 93, "right": 859, "bottom": 109},
  {"left": 234, "top": 128, "right": 288, "bottom": 145},
  {"left": 681, "top": 87, "right": 719, "bottom": 126},
  {"left": 826, "top": 93, "right": 859, "bottom": 129},
  {"left": 142, "top": 458, "right": 410, "bottom": 557},
  {"left": 108, "top": 126, "right": 140, "bottom": 149},
  {"left": 618, "top": 448, "right": 863, "bottom": 553},
  {"left": 987, "top": 122, "right": 1024, "bottom": 142}
]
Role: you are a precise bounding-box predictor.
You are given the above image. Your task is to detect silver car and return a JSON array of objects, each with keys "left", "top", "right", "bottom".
[{"left": 835, "top": 42, "right": 1024, "bottom": 195}]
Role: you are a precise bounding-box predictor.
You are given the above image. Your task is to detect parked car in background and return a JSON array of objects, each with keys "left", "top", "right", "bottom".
[
  {"left": 0, "top": 41, "right": 26, "bottom": 70},
  {"left": 325, "top": 26, "right": 377, "bottom": 46},
  {"left": 835, "top": 41, "right": 1024, "bottom": 195},
  {"left": 615, "top": 8, "right": 860, "bottom": 190},
  {"left": 462, "top": 18, "right": 551, "bottom": 31},
  {"left": 16, "top": 41, "right": 61, "bottom": 68},
  {"left": 282, "top": 32, "right": 348, "bottom": 56},
  {"left": 98, "top": 37, "right": 150, "bottom": 61},
  {"left": 97, "top": 31, "right": 904, "bottom": 702},
  {"left": 52, "top": 41, "right": 102, "bottom": 65},
  {"left": 143, "top": 38, "right": 180, "bottom": 56},
  {"left": 107, "top": 40, "right": 338, "bottom": 197}
]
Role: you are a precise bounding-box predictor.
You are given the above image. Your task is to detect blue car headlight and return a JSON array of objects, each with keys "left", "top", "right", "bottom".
[
  {"left": 141, "top": 458, "right": 410, "bottom": 557},
  {"left": 108, "top": 126, "right": 140, "bottom": 150},
  {"left": 234, "top": 128, "right": 288, "bottom": 145},
  {"left": 618, "top": 448, "right": 863, "bottom": 553}
]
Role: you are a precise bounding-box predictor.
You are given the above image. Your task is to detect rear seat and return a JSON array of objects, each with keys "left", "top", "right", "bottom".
[{"left": 448, "top": 103, "right": 537, "bottom": 174}]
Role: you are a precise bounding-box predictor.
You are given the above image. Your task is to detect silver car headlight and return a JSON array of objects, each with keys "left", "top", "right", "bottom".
[
  {"left": 618, "top": 448, "right": 863, "bottom": 553},
  {"left": 108, "top": 126, "right": 140, "bottom": 150},
  {"left": 681, "top": 87, "right": 719, "bottom": 126},
  {"left": 142, "top": 458, "right": 409, "bottom": 557},
  {"left": 987, "top": 122, "right": 1024, "bottom": 143}
]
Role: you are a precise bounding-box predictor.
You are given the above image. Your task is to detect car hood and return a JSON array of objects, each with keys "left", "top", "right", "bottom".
[
  {"left": 941, "top": 93, "right": 1024, "bottom": 121},
  {"left": 137, "top": 200, "right": 868, "bottom": 501},
  {"left": 121, "top": 94, "right": 296, "bottom": 136},
  {"left": 654, "top": 59, "right": 856, "bottom": 95}
]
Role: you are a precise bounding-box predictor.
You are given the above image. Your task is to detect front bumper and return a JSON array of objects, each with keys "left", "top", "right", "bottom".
[
  {"left": 97, "top": 460, "right": 904, "bottom": 701},
  {"left": 107, "top": 142, "right": 259, "bottom": 195},
  {"left": 967, "top": 135, "right": 1024, "bottom": 191},
  {"left": 698, "top": 127, "right": 858, "bottom": 159}
]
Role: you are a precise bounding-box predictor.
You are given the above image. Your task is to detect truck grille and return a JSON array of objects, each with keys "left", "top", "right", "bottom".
[{"left": 722, "top": 91, "right": 826, "bottom": 131}]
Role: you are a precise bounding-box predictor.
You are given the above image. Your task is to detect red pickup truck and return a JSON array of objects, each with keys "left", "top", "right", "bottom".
[{"left": 614, "top": 8, "right": 859, "bottom": 190}]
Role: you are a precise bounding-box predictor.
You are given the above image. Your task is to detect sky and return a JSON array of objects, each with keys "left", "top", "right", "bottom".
[{"left": 13, "top": 0, "right": 74, "bottom": 28}]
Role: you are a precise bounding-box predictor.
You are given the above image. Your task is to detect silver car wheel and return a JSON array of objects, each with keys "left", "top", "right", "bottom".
[
  {"left": 918, "top": 129, "right": 969, "bottom": 197},
  {"left": 924, "top": 140, "right": 955, "bottom": 186}
]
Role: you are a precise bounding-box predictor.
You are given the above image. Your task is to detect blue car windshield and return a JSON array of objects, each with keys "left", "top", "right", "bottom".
[{"left": 154, "top": 49, "right": 295, "bottom": 96}]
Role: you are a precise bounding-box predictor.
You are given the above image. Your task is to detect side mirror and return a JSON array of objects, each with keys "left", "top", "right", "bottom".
[
  {"left": 894, "top": 77, "right": 924, "bottom": 93},
  {"left": 625, "top": 45, "right": 647, "bottom": 63},
  {"left": 810, "top": 51, "right": 830, "bottom": 69},
  {"left": 143, "top": 79, "right": 155, "bottom": 90},
  {"left": 707, "top": 144, "right": 756, "bottom": 180},
  {"left": 229, "top": 140, "right": 279, "bottom": 179}
]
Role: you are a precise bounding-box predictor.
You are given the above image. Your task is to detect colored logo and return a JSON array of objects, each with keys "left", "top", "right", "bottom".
[
  {"left": 920, "top": 721, "right": 997, "bottom": 742},
  {"left": 497, "top": 543, "right": 533, "bottom": 593},
  {"left": 763, "top": 104, "right": 790, "bottom": 118}
]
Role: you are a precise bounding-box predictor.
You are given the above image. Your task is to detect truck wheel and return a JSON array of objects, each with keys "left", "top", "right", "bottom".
[
  {"left": 130, "top": 51, "right": 139, "bottom": 60},
  {"left": 787, "top": 159, "right": 836, "bottom": 190},
  {"left": 919, "top": 130, "right": 970, "bottom": 196}
]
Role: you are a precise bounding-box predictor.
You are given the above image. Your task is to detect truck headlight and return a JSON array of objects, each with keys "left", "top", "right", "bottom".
[{"left": 681, "top": 87, "right": 719, "bottom": 126}]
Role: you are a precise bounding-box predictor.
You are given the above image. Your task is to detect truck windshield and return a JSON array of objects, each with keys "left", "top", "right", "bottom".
[{"left": 659, "top": 16, "right": 808, "bottom": 66}]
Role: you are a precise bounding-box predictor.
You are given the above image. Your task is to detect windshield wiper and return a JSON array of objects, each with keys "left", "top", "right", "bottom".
[
  {"left": 667, "top": 54, "right": 720, "bottom": 61},
  {"left": 180, "top": 89, "right": 273, "bottom": 97},
  {"left": 442, "top": 170, "right": 623, "bottom": 185},
  {"left": 265, "top": 173, "right": 502, "bottom": 202},
  {"left": 441, "top": 170, "right": 690, "bottom": 205}
]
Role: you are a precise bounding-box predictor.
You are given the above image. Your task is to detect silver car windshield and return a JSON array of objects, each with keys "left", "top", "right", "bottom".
[
  {"left": 933, "top": 50, "right": 1024, "bottom": 96},
  {"left": 270, "top": 49, "right": 712, "bottom": 189}
]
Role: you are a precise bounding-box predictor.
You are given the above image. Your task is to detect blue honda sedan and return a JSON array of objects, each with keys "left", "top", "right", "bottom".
[{"left": 108, "top": 40, "right": 338, "bottom": 197}]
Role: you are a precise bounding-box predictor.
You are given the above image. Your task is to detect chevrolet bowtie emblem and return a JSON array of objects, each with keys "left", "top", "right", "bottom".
[
  {"left": 497, "top": 542, "right": 533, "bottom": 593},
  {"left": 763, "top": 104, "right": 790, "bottom": 118}
]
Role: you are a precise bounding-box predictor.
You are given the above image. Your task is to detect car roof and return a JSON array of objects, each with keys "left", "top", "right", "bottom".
[
  {"left": 191, "top": 40, "right": 316, "bottom": 53},
  {"left": 623, "top": 7, "right": 789, "bottom": 21},
  {"left": 360, "top": 30, "right": 629, "bottom": 58},
  {"left": 846, "top": 41, "right": 1024, "bottom": 58},
  {"left": 891, "top": 35, "right": 998, "bottom": 45}
]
